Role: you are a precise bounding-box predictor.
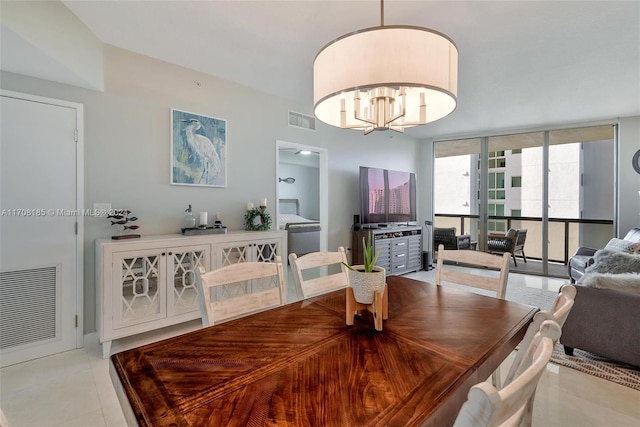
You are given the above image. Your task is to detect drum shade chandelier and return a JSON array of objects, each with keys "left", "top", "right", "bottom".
[{"left": 313, "top": 0, "right": 458, "bottom": 134}]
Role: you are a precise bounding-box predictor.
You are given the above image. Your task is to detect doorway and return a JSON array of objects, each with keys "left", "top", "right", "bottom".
[
  {"left": 0, "top": 91, "right": 84, "bottom": 367},
  {"left": 275, "top": 140, "right": 328, "bottom": 252}
]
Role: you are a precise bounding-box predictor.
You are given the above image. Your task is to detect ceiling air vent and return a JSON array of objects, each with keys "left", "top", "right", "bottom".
[{"left": 288, "top": 111, "right": 316, "bottom": 132}]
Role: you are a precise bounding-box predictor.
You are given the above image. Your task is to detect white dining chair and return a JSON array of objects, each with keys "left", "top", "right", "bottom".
[
  {"left": 289, "top": 247, "right": 350, "bottom": 299},
  {"left": 195, "top": 256, "right": 286, "bottom": 327},
  {"left": 435, "top": 244, "right": 511, "bottom": 299},
  {"left": 436, "top": 244, "right": 511, "bottom": 386},
  {"left": 503, "top": 284, "right": 576, "bottom": 387},
  {"left": 453, "top": 320, "right": 562, "bottom": 427}
]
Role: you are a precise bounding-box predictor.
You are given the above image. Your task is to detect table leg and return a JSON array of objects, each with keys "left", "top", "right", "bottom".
[
  {"left": 346, "top": 287, "right": 356, "bottom": 326},
  {"left": 373, "top": 291, "right": 383, "bottom": 331},
  {"left": 382, "top": 284, "right": 389, "bottom": 320}
]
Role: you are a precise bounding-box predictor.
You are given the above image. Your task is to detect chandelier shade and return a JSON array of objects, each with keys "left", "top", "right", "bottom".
[{"left": 313, "top": 25, "right": 458, "bottom": 134}]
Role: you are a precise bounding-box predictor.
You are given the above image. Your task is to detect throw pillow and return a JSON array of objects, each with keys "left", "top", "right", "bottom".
[
  {"left": 604, "top": 238, "right": 636, "bottom": 252},
  {"left": 625, "top": 242, "right": 640, "bottom": 254},
  {"left": 584, "top": 249, "right": 640, "bottom": 275},
  {"left": 579, "top": 272, "right": 640, "bottom": 295}
]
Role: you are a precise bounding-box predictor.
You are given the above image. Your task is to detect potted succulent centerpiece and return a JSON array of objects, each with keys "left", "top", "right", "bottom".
[{"left": 343, "top": 232, "right": 386, "bottom": 304}]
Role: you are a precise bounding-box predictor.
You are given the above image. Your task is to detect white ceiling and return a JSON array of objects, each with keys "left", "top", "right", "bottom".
[{"left": 61, "top": 0, "right": 640, "bottom": 140}]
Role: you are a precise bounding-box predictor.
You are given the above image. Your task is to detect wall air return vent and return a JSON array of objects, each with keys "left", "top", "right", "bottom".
[
  {"left": 0, "top": 266, "right": 58, "bottom": 350},
  {"left": 288, "top": 111, "right": 316, "bottom": 131}
]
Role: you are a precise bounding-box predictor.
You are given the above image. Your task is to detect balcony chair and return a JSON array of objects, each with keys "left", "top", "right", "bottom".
[
  {"left": 487, "top": 228, "right": 527, "bottom": 266},
  {"left": 434, "top": 227, "right": 472, "bottom": 252}
]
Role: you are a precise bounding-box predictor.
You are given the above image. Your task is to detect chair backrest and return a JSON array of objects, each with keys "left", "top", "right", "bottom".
[
  {"left": 434, "top": 227, "right": 458, "bottom": 250},
  {"left": 195, "top": 256, "right": 286, "bottom": 327},
  {"left": 289, "top": 247, "right": 349, "bottom": 299},
  {"left": 503, "top": 283, "right": 576, "bottom": 387},
  {"left": 435, "top": 244, "right": 510, "bottom": 299},
  {"left": 515, "top": 229, "right": 527, "bottom": 248},
  {"left": 453, "top": 320, "right": 562, "bottom": 427}
]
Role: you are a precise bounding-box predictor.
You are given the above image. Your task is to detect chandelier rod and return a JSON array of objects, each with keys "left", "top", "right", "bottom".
[{"left": 380, "top": 0, "right": 384, "bottom": 27}]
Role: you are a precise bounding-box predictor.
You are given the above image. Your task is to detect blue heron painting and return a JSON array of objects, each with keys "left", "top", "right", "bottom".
[{"left": 171, "top": 109, "right": 226, "bottom": 187}]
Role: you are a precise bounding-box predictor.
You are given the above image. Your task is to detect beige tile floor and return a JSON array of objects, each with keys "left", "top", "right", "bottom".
[{"left": 1, "top": 271, "right": 639, "bottom": 426}]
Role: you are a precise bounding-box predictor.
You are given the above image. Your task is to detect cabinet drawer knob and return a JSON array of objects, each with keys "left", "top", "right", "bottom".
[{"left": 161, "top": 252, "right": 166, "bottom": 256}]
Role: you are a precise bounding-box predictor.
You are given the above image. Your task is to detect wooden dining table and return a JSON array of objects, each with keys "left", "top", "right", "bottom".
[{"left": 110, "top": 275, "right": 537, "bottom": 427}]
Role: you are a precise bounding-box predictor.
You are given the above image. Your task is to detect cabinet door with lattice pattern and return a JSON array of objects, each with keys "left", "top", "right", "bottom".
[
  {"left": 167, "top": 244, "right": 211, "bottom": 316},
  {"left": 215, "top": 238, "right": 280, "bottom": 267},
  {"left": 112, "top": 249, "right": 167, "bottom": 329}
]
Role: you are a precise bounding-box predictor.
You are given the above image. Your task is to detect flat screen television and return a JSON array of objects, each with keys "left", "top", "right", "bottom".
[{"left": 359, "top": 166, "right": 417, "bottom": 225}]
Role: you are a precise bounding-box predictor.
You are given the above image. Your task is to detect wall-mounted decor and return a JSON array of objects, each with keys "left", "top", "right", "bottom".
[
  {"left": 244, "top": 207, "right": 272, "bottom": 231},
  {"left": 633, "top": 149, "right": 640, "bottom": 175},
  {"left": 171, "top": 109, "right": 226, "bottom": 187}
]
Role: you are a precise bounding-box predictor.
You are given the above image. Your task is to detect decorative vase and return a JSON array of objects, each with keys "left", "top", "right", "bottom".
[
  {"left": 182, "top": 204, "right": 196, "bottom": 229},
  {"left": 348, "top": 265, "right": 386, "bottom": 304}
]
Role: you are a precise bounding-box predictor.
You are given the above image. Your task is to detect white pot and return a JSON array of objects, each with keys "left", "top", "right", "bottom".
[{"left": 348, "top": 265, "right": 386, "bottom": 304}]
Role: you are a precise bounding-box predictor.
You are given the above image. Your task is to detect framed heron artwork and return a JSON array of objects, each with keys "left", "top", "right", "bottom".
[{"left": 171, "top": 108, "right": 227, "bottom": 187}]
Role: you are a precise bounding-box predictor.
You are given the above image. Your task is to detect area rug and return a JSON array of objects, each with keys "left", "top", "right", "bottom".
[{"left": 549, "top": 344, "right": 640, "bottom": 391}]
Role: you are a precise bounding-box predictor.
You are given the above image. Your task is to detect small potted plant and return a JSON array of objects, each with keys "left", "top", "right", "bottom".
[{"left": 343, "top": 232, "right": 386, "bottom": 304}]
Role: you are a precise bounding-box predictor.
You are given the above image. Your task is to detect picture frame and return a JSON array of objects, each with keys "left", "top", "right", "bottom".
[{"left": 171, "top": 108, "right": 227, "bottom": 187}]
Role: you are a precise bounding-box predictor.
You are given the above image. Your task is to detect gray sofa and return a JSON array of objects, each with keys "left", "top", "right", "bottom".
[
  {"left": 561, "top": 229, "right": 640, "bottom": 368},
  {"left": 568, "top": 228, "right": 640, "bottom": 283},
  {"left": 561, "top": 284, "right": 640, "bottom": 368}
]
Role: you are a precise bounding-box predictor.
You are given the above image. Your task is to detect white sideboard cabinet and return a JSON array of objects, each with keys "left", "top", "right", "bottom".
[{"left": 96, "top": 230, "right": 286, "bottom": 358}]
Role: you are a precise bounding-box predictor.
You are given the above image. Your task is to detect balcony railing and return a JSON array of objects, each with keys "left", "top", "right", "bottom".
[{"left": 434, "top": 214, "right": 614, "bottom": 266}]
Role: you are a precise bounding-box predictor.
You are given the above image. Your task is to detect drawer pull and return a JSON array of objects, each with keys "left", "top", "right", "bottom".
[
  {"left": 395, "top": 264, "right": 405, "bottom": 269},
  {"left": 395, "top": 242, "right": 406, "bottom": 246},
  {"left": 396, "top": 253, "right": 405, "bottom": 257}
]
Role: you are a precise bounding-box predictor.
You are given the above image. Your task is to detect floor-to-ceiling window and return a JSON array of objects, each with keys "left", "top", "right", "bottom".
[
  {"left": 433, "top": 138, "right": 481, "bottom": 240},
  {"left": 434, "top": 125, "right": 615, "bottom": 278},
  {"left": 487, "top": 131, "right": 544, "bottom": 274}
]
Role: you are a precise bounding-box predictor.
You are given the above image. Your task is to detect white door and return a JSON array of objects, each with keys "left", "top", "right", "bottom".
[{"left": 0, "top": 93, "right": 83, "bottom": 367}]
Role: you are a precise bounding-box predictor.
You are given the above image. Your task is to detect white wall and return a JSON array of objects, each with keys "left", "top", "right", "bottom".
[
  {"left": 278, "top": 162, "right": 320, "bottom": 220},
  {"left": 618, "top": 116, "right": 640, "bottom": 236},
  {"left": 1, "top": 0, "right": 104, "bottom": 91},
  {"left": 0, "top": 46, "right": 420, "bottom": 333},
  {"left": 581, "top": 140, "right": 614, "bottom": 220},
  {"left": 548, "top": 143, "right": 581, "bottom": 218},
  {"left": 433, "top": 155, "right": 472, "bottom": 215}
]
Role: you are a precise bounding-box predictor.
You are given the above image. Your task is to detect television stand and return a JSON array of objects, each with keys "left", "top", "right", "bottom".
[{"left": 352, "top": 226, "right": 422, "bottom": 276}]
